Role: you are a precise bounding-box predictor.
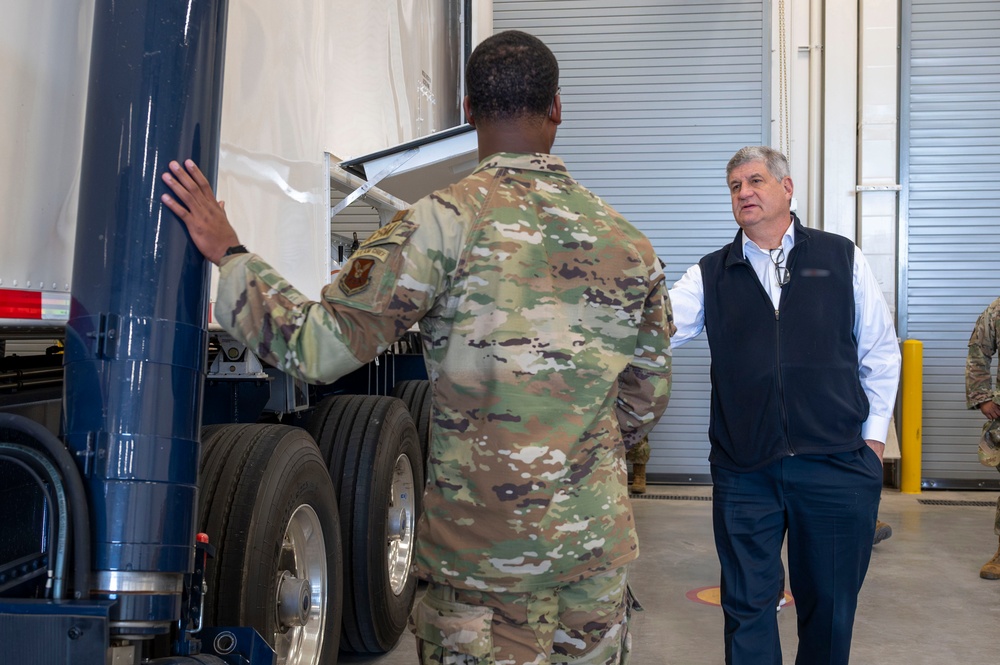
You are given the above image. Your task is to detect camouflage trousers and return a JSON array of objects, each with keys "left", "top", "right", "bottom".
[
  {"left": 994, "top": 467, "right": 1000, "bottom": 536},
  {"left": 625, "top": 437, "right": 650, "bottom": 465},
  {"left": 410, "top": 566, "right": 632, "bottom": 665}
]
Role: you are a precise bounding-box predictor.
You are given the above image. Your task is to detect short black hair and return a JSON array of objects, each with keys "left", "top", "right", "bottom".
[{"left": 466, "top": 30, "right": 559, "bottom": 124}]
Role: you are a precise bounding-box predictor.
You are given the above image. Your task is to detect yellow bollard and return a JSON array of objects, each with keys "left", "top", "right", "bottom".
[{"left": 900, "top": 339, "right": 923, "bottom": 494}]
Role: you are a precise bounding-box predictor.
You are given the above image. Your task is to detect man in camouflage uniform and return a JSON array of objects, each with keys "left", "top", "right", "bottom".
[
  {"left": 965, "top": 296, "right": 1000, "bottom": 579},
  {"left": 626, "top": 260, "right": 675, "bottom": 496},
  {"left": 626, "top": 437, "right": 650, "bottom": 494},
  {"left": 162, "top": 30, "right": 673, "bottom": 665}
]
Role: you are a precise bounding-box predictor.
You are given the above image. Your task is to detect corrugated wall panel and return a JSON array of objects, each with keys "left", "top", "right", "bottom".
[
  {"left": 902, "top": 0, "right": 1000, "bottom": 488},
  {"left": 494, "top": 0, "right": 767, "bottom": 481}
]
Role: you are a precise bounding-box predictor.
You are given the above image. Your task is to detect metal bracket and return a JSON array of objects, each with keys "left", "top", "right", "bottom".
[
  {"left": 263, "top": 368, "right": 310, "bottom": 415},
  {"left": 330, "top": 148, "right": 418, "bottom": 219},
  {"left": 91, "top": 313, "right": 122, "bottom": 360},
  {"left": 208, "top": 337, "right": 268, "bottom": 380}
]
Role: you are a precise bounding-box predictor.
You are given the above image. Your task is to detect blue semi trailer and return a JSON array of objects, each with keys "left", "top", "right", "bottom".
[{"left": 0, "top": 1, "right": 454, "bottom": 663}]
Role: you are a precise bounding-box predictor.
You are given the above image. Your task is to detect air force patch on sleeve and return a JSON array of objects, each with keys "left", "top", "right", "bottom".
[
  {"left": 334, "top": 213, "right": 414, "bottom": 302},
  {"left": 359, "top": 211, "right": 414, "bottom": 248},
  {"left": 340, "top": 257, "right": 377, "bottom": 296}
]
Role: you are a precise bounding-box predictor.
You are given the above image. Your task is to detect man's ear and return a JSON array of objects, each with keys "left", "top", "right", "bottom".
[
  {"left": 463, "top": 96, "right": 476, "bottom": 127},
  {"left": 549, "top": 94, "right": 562, "bottom": 126}
]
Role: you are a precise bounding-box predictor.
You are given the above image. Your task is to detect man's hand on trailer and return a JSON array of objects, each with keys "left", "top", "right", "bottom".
[{"left": 161, "top": 159, "right": 240, "bottom": 265}]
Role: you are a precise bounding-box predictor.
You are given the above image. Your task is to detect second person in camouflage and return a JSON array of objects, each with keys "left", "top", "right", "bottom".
[
  {"left": 626, "top": 436, "right": 651, "bottom": 494},
  {"left": 965, "top": 296, "right": 1000, "bottom": 579},
  {"left": 161, "top": 30, "right": 673, "bottom": 665}
]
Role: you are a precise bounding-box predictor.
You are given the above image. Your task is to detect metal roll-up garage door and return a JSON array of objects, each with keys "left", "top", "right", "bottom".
[
  {"left": 901, "top": 0, "right": 1000, "bottom": 488},
  {"left": 493, "top": 1, "right": 768, "bottom": 482}
]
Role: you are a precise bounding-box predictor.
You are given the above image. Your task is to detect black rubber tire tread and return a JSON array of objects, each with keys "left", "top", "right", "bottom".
[
  {"left": 302, "top": 394, "right": 379, "bottom": 653},
  {"left": 413, "top": 384, "right": 432, "bottom": 462},
  {"left": 389, "top": 380, "right": 421, "bottom": 412},
  {"left": 329, "top": 396, "right": 381, "bottom": 652},
  {"left": 198, "top": 424, "right": 257, "bottom": 540},
  {"left": 390, "top": 380, "right": 431, "bottom": 460},
  {"left": 338, "top": 396, "right": 423, "bottom": 654},
  {"left": 328, "top": 396, "right": 378, "bottom": 499},
  {"left": 307, "top": 394, "right": 363, "bottom": 467},
  {"left": 391, "top": 379, "right": 420, "bottom": 409},
  {"left": 198, "top": 424, "right": 343, "bottom": 665}
]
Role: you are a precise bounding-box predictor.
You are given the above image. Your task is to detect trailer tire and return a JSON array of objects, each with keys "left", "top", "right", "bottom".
[
  {"left": 317, "top": 395, "right": 423, "bottom": 653},
  {"left": 198, "top": 424, "right": 343, "bottom": 665},
  {"left": 307, "top": 394, "right": 364, "bottom": 469},
  {"left": 391, "top": 379, "right": 431, "bottom": 460}
]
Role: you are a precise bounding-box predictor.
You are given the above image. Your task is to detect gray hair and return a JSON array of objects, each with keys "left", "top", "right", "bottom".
[{"left": 726, "top": 146, "right": 790, "bottom": 181}]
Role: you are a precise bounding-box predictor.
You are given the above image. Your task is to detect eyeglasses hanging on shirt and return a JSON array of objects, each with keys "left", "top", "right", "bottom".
[{"left": 769, "top": 247, "right": 791, "bottom": 287}]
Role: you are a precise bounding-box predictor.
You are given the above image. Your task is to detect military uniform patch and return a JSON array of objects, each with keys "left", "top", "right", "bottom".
[
  {"left": 360, "top": 212, "right": 412, "bottom": 248},
  {"left": 352, "top": 247, "right": 390, "bottom": 262},
  {"left": 340, "top": 257, "right": 377, "bottom": 296}
]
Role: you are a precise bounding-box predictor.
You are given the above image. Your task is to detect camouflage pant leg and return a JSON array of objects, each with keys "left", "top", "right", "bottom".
[
  {"left": 550, "top": 567, "right": 632, "bottom": 665},
  {"left": 995, "top": 467, "right": 1000, "bottom": 535},
  {"left": 625, "top": 437, "right": 650, "bottom": 465},
  {"left": 410, "top": 567, "right": 631, "bottom": 665},
  {"left": 411, "top": 586, "right": 495, "bottom": 665}
]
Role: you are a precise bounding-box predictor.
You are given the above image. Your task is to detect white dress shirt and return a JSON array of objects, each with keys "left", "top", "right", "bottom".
[{"left": 669, "top": 223, "right": 901, "bottom": 444}]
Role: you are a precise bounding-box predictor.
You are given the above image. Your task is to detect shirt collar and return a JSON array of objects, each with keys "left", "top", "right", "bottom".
[
  {"left": 741, "top": 218, "right": 796, "bottom": 260},
  {"left": 473, "top": 152, "right": 569, "bottom": 176}
]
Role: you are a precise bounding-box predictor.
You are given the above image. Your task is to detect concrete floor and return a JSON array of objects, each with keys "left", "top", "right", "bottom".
[{"left": 343, "top": 486, "right": 1000, "bottom": 664}]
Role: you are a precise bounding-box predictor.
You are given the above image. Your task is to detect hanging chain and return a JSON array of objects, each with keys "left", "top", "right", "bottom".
[{"left": 778, "top": 0, "right": 790, "bottom": 161}]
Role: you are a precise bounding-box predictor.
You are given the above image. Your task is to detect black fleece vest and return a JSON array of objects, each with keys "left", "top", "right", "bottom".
[{"left": 700, "top": 220, "right": 869, "bottom": 471}]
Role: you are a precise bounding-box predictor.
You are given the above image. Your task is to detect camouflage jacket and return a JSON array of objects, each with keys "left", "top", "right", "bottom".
[
  {"left": 967, "top": 297, "right": 1000, "bottom": 409},
  {"left": 215, "top": 152, "right": 673, "bottom": 592}
]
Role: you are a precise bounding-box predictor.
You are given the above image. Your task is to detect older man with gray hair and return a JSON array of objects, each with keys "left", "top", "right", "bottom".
[{"left": 669, "top": 145, "right": 901, "bottom": 664}]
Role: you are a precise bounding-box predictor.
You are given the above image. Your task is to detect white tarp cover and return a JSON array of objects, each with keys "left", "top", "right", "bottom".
[
  {"left": 218, "top": 0, "right": 464, "bottom": 299},
  {"left": 0, "top": 0, "right": 93, "bottom": 301},
  {"left": 1, "top": 0, "right": 475, "bottom": 313}
]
